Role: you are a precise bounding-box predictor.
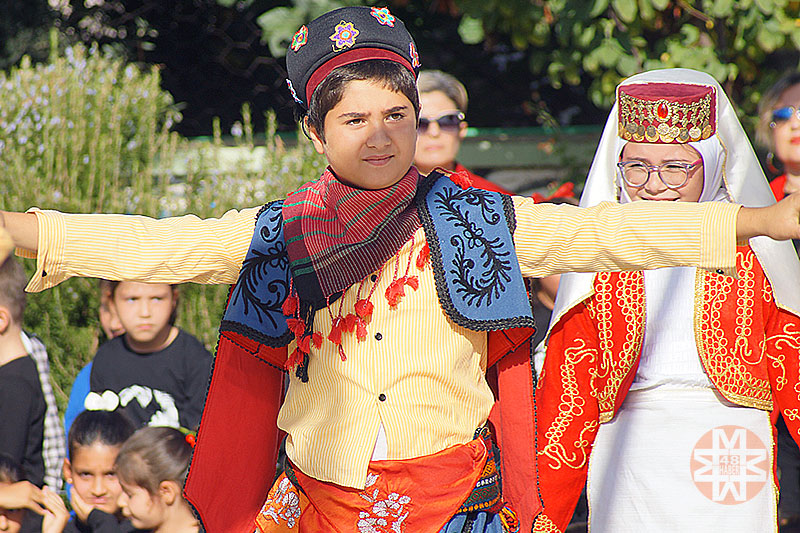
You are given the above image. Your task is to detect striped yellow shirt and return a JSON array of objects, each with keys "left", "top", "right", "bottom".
[{"left": 22, "top": 196, "right": 738, "bottom": 488}]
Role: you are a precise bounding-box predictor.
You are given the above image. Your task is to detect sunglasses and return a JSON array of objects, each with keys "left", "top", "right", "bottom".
[
  {"left": 770, "top": 105, "right": 800, "bottom": 127},
  {"left": 418, "top": 111, "right": 465, "bottom": 133}
]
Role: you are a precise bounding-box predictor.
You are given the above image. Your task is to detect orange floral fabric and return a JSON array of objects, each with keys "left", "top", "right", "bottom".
[{"left": 256, "top": 437, "right": 488, "bottom": 533}]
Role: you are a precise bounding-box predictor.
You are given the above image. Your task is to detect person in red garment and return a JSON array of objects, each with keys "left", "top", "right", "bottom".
[
  {"left": 414, "top": 70, "right": 512, "bottom": 194},
  {"left": 757, "top": 72, "right": 800, "bottom": 201},
  {"left": 535, "top": 68, "right": 800, "bottom": 532}
]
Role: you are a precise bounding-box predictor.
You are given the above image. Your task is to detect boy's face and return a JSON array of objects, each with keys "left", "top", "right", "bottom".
[
  {"left": 111, "top": 282, "right": 176, "bottom": 352},
  {"left": 63, "top": 442, "right": 123, "bottom": 516},
  {"left": 309, "top": 79, "right": 417, "bottom": 190},
  {"left": 621, "top": 142, "right": 704, "bottom": 203}
]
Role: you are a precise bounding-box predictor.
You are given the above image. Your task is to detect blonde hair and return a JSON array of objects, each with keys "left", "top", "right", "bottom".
[{"left": 417, "top": 70, "right": 468, "bottom": 113}]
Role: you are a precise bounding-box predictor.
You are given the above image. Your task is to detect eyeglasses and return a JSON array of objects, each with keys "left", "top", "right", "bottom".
[
  {"left": 616, "top": 159, "right": 702, "bottom": 189},
  {"left": 418, "top": 111, "right": 465, "bottom": 133},
  {"left": 770, "top": 106, "right": 800, "bottom": 127}
]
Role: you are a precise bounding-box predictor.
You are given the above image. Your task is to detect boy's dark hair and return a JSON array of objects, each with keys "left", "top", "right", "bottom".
[
  {"left": 108, "top": 281, "right": 179, "bottom": 326},
  {"left": 0, "top": 453, "right": 24, "bottom": 484},
  {"left": 0, "top": 257, "right": 27, "bottom": 323},
  {"left": 115, "top": 426, "right": 192, "bottom": 495},
  {"left": 303, "top": 59, "right": 420, "bottom": 142},
  {"left": 68, "top": 410, "right": 136, "bottom": 459}
]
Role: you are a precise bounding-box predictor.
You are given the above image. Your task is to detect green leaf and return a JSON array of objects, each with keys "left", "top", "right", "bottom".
[
  {"left": 650, "top": 0, "right": 670, "bottom": 11},
  {"left": 707, "top": 0, "right": 735, "bottom": 18},
  {"left": 576, "top": 23, "right": 597, "bottom": 47},
  {"left": 754, "top": 0, "right": 774, "bottom": 14},
  {"left": 612, "top": 0, "right": 638, "bottom": 23},
  {"left": 590, "top": 0, "right": 610, "bottom": 17},
  {"left": 458, "top": 16, "right": 485, "bottom": 45},
  {"left": 756, "top": 19, "right": 785, "bottom": 52},
  {"left": 638, "top": 0, "right": 655, "bottom": 21}
]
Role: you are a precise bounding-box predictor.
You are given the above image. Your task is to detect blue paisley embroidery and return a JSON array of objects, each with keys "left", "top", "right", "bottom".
[
  {"left": 221, "top": 202, "right": 292, "bottom": 346},
  {"left": 434, "top": 187, "right": 513, "bottom": 307}
]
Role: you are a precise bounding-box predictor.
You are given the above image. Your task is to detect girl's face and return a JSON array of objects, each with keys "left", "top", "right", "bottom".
[
  {"left": 309, "top": 79, "right": 417, "bottom": 190},
  {"left": 118, "top": 481, "right": 166, "bottom": 530},
  {"left": 63, "top": 442, "right": 123, "bottom": 515},
  {"left": 0, "top": 482, "right": 24, "bottom": 533},
  {"left": 414, "top": 90, "right": 467, "bottom": 175},
  {"left": 771, "top": 82, "right": 800, "bottom": 170},
  {"left": 620, "top": 142, "right": 705, "bottom": 203}
]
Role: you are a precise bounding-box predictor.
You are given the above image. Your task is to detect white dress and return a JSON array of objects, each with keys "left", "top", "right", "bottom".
[{"left": 587, "top": 267, "right": 777, "bottom": 532}]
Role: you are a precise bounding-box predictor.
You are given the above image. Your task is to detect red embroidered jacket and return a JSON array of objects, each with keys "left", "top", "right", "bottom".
[{"left": 534, "top": 246, "right": 800, "bottom": 531}]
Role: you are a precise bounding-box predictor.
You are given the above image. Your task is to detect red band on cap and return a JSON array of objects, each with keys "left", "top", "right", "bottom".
[{"left": 305, "top": 48, "right": 415, "bottom": 105}]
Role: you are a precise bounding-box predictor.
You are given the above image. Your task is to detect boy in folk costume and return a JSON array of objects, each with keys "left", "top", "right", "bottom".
[
  {"left": 3, "top": 10, "right": 800, "bottom": 533},
  {"left": 535, "top": 69, "right": 800, "bottom": 532}
]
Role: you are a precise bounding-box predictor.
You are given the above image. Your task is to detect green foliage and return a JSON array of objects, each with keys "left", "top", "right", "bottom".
[
  {"left": 455, "top": 0, "right": 800, "bottom": 129},
  {"left": 0, "top": 41, "right": 325, "bottom": 411},
  {"left": 257, "top": 0, "right": 367, "bottom": 57}
]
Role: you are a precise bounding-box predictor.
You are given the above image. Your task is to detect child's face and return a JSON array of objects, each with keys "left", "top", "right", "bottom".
[
  {"left": 63, "top": 442, "right": 123, "bottom": 516},
  {"left": 117, "top": 481, "right": 166, "bottom": 530},
  {"left": 621, "top": 142, "right": 704, "bottom": 202},
  {"left": 309, "top": 79, "right": 417, "bottom": 190},
  {"left": 111, "top": 282, "right": 176, "bottom": 351},
  {"left": 0, "top": 482, "right": 24, "bottom": 533}
]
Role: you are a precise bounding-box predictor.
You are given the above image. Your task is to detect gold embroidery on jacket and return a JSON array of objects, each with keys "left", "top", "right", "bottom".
[
  {"left": 540, "top": 338, "right": 596, "bottom": 470},
  {"left": 592, "top": 272, "right": 644, "bottom": 423},
  {"left": 696, "top": 249, "right": 772, "bottom": 410},
  {"left": 766, "top": 321, "right": 800, "bottom": 393}
]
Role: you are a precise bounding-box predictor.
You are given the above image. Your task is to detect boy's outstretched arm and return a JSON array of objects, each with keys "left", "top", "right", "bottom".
[{"left": 737, "top": 192, "right": 800, "bottom": 242}]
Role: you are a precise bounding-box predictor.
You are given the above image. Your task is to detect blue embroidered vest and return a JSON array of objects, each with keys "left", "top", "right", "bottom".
[{"left": 220, "top": 172, "right": 535, "bottom": 348}]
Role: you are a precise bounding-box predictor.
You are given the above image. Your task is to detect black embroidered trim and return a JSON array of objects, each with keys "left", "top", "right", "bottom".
[
  {"left": 417, "top": 172, "right": 535, "bottom": 332},
  {"left": 220, "top": 201, "right": 293, "bottom": 349}
]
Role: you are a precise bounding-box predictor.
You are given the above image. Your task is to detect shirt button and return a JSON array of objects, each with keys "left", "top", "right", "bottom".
[
  {"left": 375, "top": 332, "right": 382, "bottom": 341},
  {"left": 378, "top": 393, "right": 387, "bottom": 402},
  {"left": 716, "top": 269, "right": 724, "bottom": 275},
  {"left": 371, "top": 274, "right": 378, "bottom": 282}
]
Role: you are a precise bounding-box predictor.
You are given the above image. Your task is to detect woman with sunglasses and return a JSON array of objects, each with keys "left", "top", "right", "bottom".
[
  {"left": 413, "top": 70, "right": 512, "bottom": 193},
  {"left": 757, "top": 72, "right": 800, "bottom": 201},
  {"left": 533, "top": 69, "right": 800, "bottom": 532}
]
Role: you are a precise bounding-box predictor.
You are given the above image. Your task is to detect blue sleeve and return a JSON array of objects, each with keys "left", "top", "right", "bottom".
[{"left": 63, "top": 362, "right": 92, "bottom": 444}]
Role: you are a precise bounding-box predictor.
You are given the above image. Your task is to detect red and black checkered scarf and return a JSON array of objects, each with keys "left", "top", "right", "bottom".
[{"left": 282, "top": 166, "right": 422, "bottom": 307}]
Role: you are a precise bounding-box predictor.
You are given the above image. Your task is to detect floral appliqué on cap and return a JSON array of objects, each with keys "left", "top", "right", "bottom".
[
  {"left": 291, "top": 25, "right": 308, "bottom": 52},
  {"left": 409, "top": 41, "right": 420, "bottom": 68},
  {"left": 286, "top": 79, "right": 303, "bottom": 104},
  {"left": 330, "top": 20, "right": 359, "bottom": 51},
  {"left": 370, "top": 7, "right": 396, "bottom": 27}
]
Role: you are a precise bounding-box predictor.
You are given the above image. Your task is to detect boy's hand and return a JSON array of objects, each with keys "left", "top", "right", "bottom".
[
  {"left": 737, "top": 192, "right": 800, "bottom": 242},
  {"left": 40, "top": 487, "right": 69, "bottom": 533},
  {"left": 0, "top": 226, "right": 11, "bottom": 264},
  {"left": 69, "top": 484, "right": 94, "bottom": 523},
  {"left": 0, "top": 481, "right": 46, "bottom": 515},
  {"left": 0, "top": 211, "right": 38, "bottom": 252}
]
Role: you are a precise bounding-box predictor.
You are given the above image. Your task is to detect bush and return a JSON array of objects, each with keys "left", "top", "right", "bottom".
[{"left": 0, "top": 42, "right": 325, "bottom": 411}]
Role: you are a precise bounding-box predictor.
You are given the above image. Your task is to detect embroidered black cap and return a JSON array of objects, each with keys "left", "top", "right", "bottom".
[{"left": 285, "top": 6, "right": 421, "bottom": 109}]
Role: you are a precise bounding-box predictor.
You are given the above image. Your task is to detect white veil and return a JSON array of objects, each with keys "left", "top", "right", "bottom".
[{"left": 549, "top": 68, "right": 800, "bottom": 337}]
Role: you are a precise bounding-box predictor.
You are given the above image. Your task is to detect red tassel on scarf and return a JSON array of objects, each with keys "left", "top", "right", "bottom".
[
  {"left": 328, "top": 317, "right": 344, "bottom": 345},
  {"left": 281, "top": 294, "right": 299, "bottom": 316},
  {"left": 354, "top": 299, "right": 374, "bottom": 321},
  {"left": 450, "top": 169, "right": 473, "bottom": 189},
  {"left": 286, "top": 318, "right": 306, "bottom": 339},
  {"left": 416, "top": 243, "right": 430, "bottom": 270}
]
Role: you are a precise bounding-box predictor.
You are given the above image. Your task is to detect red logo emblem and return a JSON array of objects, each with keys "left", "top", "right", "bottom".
[{"left": 690, "top": 425, "right": 768, "bottom": 505}]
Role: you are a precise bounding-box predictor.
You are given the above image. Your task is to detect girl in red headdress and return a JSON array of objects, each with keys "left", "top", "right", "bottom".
[{"left": 534, "top": 69, "right": 800, "bottom": 532}]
